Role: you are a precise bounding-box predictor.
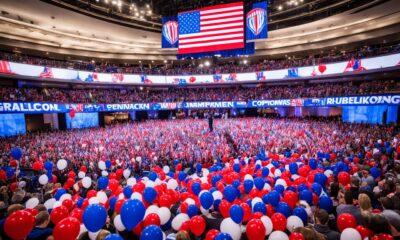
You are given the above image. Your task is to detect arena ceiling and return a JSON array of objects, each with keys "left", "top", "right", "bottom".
[{"left": 0, "top": 0, "right": 399, "bottom": 62}]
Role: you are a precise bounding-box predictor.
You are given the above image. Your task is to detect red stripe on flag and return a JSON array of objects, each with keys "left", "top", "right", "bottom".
[
  {"left": 200, "top": 19, "right": 243, "bottom": 27},
  {"left": 200, "top": 2, "right": 243, "bottom": 11},
  {"left": 178, "top": 42, "right": 244, "bottom": 54},
  {"left": 180, "top": 30, "right": 243, "bottom": 41}
]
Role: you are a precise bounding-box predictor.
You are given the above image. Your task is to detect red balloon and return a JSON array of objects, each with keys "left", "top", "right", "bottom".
[
  {"left": 179, "top": 221, "right": 191, "bottom": 232},
  {"left": 356, "top": 225, "right": 373, "bottom": 239},
  {"left": 159, "top": 194, "right": 172, "bottom": 208},
  {"left": 289, "top": 232, "right": 305, "bottom": 240},
  {"left": 80, "top": 166, "right": 87, "bottom": 173},
  {"left": 69, "top": 208, "right": 83, "bottom": 223},
  {"left": 132, "top": 222, "right": 143, "bottom": 236},
  {"left": 143, "top": 213, "right": 161, "bottom": 227},
  {"left": 337, "top": 213, "right": 357, "bottom": 232},
  {"left": 284, "top": 191, "right": 297, "bottom": 209},
  {"left": 190, "top": 216, "right": 206, "bottom": 236},
  {"left": 338, "top": 172, "right": 350, "bottom": 186},
  {"left": 205, "top": 229, "right": 220, "bottom": 240},
  {"left": 62, "top": 199, "right": 74, "bottom": 211},
  {"left": 108, "top": 179, "right": 119, "bottom": 193},
  {"left": 372, "top": 234, "right": 394, "bottom": 240},
  {"left": 32, "top": 161, "right": 43, "bottom": 171},
  {"left": 68, "top": 171, "right": 76, "bottom": 178},
  {"left": 4, "top": 210, "right": 35, "bottom": 240},
  {"left": 114, "top": 199, "right": 125, "bottom": 214},
  {"left": 25, "top": 208, "right": 39, "bottom": 217},
  {"left": 240, "top": 202, "right": 252, "bottom": 223},
  {"left": 246, "top": 218, "right": 266, "bottom": 240},
  {"left": 66, "top": 178, "right": 75, "bottom": 188},
  {"left": 0, "top": 170, "right": 6, "bottom": 181},
  {"left": 51, "top": 205, "right": 69, "bottom": 224},
  {"left": 86, "top": 190, "right": 97, "bottom": 199},
  {"left": 271, "top": 212, "right": 287, "bottom": 231},
  {"left": 53, "top": 217, "right": 80, "bottom": 240},
  {"left": 219, "top": 200, "right": 231, "bottom": 218}
]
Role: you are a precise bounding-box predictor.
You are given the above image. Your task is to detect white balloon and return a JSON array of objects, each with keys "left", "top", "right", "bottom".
[
  {"left": 163, "top": 166, "right": 170, "bottom": 174},
  {"left": 73, "top": 183, "right": 80, "bottom": 192},
  {"left": 145, "top": 180, "right": 155, "bottom": 188},
  {"left": 158, "top": 207, "right": 171, "bottom": 225},
  {"left": 114, "top": 215, "right": 126, "bottom": 232},
  {"left": 220, "top": 218, "right": 241, "bottom": 240},
  {"left": 171, "top": 213, "right": 189, "bottom": 231},
  {"left": 98, "top": 161, "right": 106, "bottom": 170},
  {"left": 123, "top": 169, "right": 131, "bottom": 179},
  {"left": 275, "top": 178, "right": 287, "bottom": 188},
  {"left": 286, "top": 216, "right": 304, "bottom": 233},
  {"left": 82, "top": 177, "right": 92, "bottom": 189},
  {"left": 127, "top": 177, "right": 136, "bottom": 187},
  {"left": 136, "top": 157, "right": 142, "bottom": 162},
  {"left": 88, "top": 231, "right": 99, "bottom": 240},
  {"left": 39, "top": 174, "right": 48, "bottom": 185},
  {"left": 57, "top": 159, "right": 68, "bottom": 170},
  {"left": 268, "top": 231, "right": 288, "bottom": 240},
  {"left": 25, "top": 198, "right": 39, "bottom": 209},
  {"left": 251, "top": 197, "right": 263, "bottom": 210},
  {"left": 260, "top": 216, "right": 273, "bottom": 236},
  {"left": 274, "top": 169, "right": 282, "bottom": 177},
  {"left": 96, "top": 191, "right": 107, "bottom": 204},
  {"left": 101, "top": 171, "right": 108, "bottom": 177},
  {"left": 44, "top": 198, "right": 56, "bottom": 210},
  {"left": 184, "top": 198, "right": 195, "bottom": 206},
  {"left": 130, "top": 192, "right": 143, "bottom": 201},
  {"left": 145, "top": 205, "right": 159, "bottom": 218},
  {"left": 200, "top": 206, "right": 210, "bottom": 217},
  {"left": 78, "top": 171, "right": 85, "bottom": 179},
  {"left": 53, "top": 201, "right": 62, "bottom": 209},
  {"left": 79, "top": 224, "right": 87, "bottom": 238},
  {"left": 340, "top": 228, "right": 361, "bottom": 240},
  {"left": 167, "top": 179, "right": 178, "bottom": 190},
  {"left": 202, "top": 168, "right": 209, "bottom": 176},
  {"left": 18, "top": 181, "right": 26, "bottom": 188},
  {"left": 244, "top": 174, "right": 254, "bottom": 181},
  {"left": 264, "top": 183, "right": 272, "bottom": 191},
  {"left": 324, "top": 170, "right": 333, "bottom": 178},
  {"left": 212, "top": 191, "right": 223, "bottom": 200},
  {"left": 59, "top": 194, "right": 72, "bottom": 202}
]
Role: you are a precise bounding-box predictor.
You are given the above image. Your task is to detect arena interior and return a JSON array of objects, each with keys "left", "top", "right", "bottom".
[{"left": 0, "top": 0, "right": 400, "bottom": 239}]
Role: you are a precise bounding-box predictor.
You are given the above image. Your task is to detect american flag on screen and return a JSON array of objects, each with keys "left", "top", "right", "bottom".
[
  {"left": 39, "top": 66, "right": 53, "bottom": 78},
  {"left": 178, "top": 2, "right": 244, "bottom": 54}
]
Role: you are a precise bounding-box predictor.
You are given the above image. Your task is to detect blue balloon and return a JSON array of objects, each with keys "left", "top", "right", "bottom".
[
  {"left": 262, "top": 167, "right": 269, "bottom": 178},
  {"left": 109, "top": 196, "right": 117, "bottom": 211},
  {"left": 298, "top": 184, "right": 308, "bottom": 192},
  {"left": 105, "top": 234, "right": 123, "bottom": 240},
  {"left": 293, "top": 207, "right": 308, "bottom": 225},
  {"left": 213, "top": 199, "right": 221, "bottom": 212},
  {"left": 76, "top": 198, "right": 84, "bottom": 209},
  {"left": 178, "top": 171, "right": 187, "bottom": 182},
  {"left": 311, "top": 183, "right": 322, "bottom": 196},
  {"left": 254, "top": 178, "right": 264, "bottom": 191},
  {"left": 148, "top": 171, "right": 158, "bottom": 181},
  {"left": 215, "top": 232, "right": 233, "bottom": 240},
  {"left": 196, "top": 163, "right": 202, "bottom": 173},
  {"left": 275, "top": 202, "right": 291, "bottom": 218},
  {"left": 314, "top": 173, "right": 327, "bottom": 187},
  {"left": 232, "top": 180, "right": 240, "bottom": 189},
  {"left": 289, "top": 162, "right": 298, "bottom": 174},
  {"left": 370, "top": 167, "right": 380, "bottom": 179},
  {"left": 309, "top": 159, "right": 317, "bottom": 170},
  {"left": 140, "top": 225, "right": 163, "bottom": 240},
  {"left": 97, "top": 176, "right": 109, "bottom": 190},
  {"left": 191, "top": 182, "right": 201, "bottom": 196},
  {"left": 120, "top": 199, "right": 145, "bottom": 230},
  {"left": 266, "top": 190, "right": 280, "bottom": 206},
  {"left": 243, "top": 179, "right": 254, "bottom": 193},
  {"left": 174, "top": 160, "right": 179, "bottom": 165},
  {"left": 253, "top": 202, "right": 266, "bottom": 214},
  {"left": 199, "top": 191, "right": 214, "bottom": 209},
  {"left": 83, "top": 204, "right": 107, "bottom": 232},
  {"left": 233, "top": 163, "right": 241, "bottom": 173},
  {"left": 6, "top": 168, "right": 14, "bottom": 178},
  {"left": 167, "top": 172, "right": 174, "bottom": 178},
  {"left": 229, "top": 204, "right": 244, "bottom": 224},
  {"left": 223, "top": 185, "right": 237, "bottom": 203},
  {"left": 187, "top": 204, "right": 199, "bottom": 218},
  {"left": 123, "top": 186, "right": 133, "bottom": 198},
  {"left": 105, "top": 160, "right": 111, "bottom": 169},
  {"left": 211, "top": 175, "right": 222, "bottom": 187},
  {"left": 10, "top": 148, "right": 22, "bottom": 160},
  {"left": 47, "top": 171, "right": 53, "bottom": 181},
  {"left": 54, "top": 188, "right": 67, "bottom": 201},
  {"left": 318, "top": 196, "right": 333, "bottom": 213},
  {"left": 299, "top": 190, "right": 313, "bottom": 205},
  {"left": 143, "top": 187, "right": 157, "bottom": 203},
  {"left": 275, "top": 184, "right": 284, "bottom": 194},
  {"left": 287, "top": 186, "right": 297, "bottom": 193},
  {"left": 44, "top": 161, "right": 53, "bottom": 171}
]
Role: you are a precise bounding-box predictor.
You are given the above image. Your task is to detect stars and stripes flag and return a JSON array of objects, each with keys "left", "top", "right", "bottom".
[
  {"left": 178, "top": 2, "right": 244, "bottom": 54},
  {"left": 39, "top": 66, "right": 53, "bottom": 78}
]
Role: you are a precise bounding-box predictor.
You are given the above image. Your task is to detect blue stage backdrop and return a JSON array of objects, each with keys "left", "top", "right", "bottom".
[
  {"left": 0, "top": 113, "right": 26, "bottom": 137},
  {"left": 162, "top": 16, "right": 179, "bottom": 48},
  {"left": 66, "top": 112, "right": 99, "bottom": 129},
  {"left": 246, "top": 1, "right": 268, "bottom": 41}
]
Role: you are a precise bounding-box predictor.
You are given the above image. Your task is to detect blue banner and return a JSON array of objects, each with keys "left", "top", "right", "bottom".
[
  {"left": 0, "top": 95, "right": 398, "bottom": 113},
  {"left": 246, "top": 1, "right": 268, "bottom": 41},
  {"left": 162, "top": 16, "right": 179, "bottom": 48}
]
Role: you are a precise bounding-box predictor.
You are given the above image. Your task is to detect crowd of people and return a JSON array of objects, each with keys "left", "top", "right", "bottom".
[
  {"left": 0, "top": 80, "right": 398, "bottom": 103},
  {"left": 1, "top": 43, "right": 399, "bottom": 75},
  {"left": 0, "top": 118, "right": 399, "bottom": 239}
]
